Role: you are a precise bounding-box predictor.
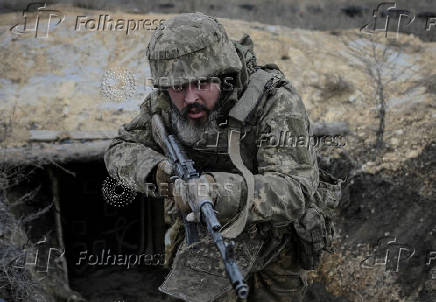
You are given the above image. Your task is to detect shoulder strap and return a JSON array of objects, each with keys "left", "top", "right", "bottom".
[
  {"left": 228, "top": 69, "right": 271, "bottom": 123},
  {"left": 228, "top": 66, "right": 288, "bottom": 124},
  {"left": 223, "top": 67, "right": 288, "bottom": 238}
]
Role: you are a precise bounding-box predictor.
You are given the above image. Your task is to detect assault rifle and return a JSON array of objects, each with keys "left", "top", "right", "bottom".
[{"left": 151, "top": 114, "right": 249, "bottom": 299}]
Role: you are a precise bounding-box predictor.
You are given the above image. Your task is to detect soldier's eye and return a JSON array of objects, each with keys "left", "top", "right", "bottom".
[
  {"left": 198, "top": 79, "right": 209, "bottom": 90},
  {"left": 172, "top": 85, "right": 184, "bottom": 93}
]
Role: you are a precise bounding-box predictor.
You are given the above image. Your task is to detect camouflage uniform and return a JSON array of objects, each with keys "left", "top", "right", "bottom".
[{"left": 105, "top": 12, "right": 339, "bottom": 302}]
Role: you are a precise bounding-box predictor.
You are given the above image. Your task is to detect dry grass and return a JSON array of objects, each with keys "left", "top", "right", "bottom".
[
  {"left": 312, "top": 73, "right": 355, "bottom": 99},
  {"left": 0, "top": 130, "right": 50, "bottom": 301},
  {"left": 0, "top": 197, "right": 47, "bottom": 302}
]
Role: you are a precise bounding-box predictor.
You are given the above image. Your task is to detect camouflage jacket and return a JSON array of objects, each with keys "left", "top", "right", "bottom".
[
  {"left": 104, "top": 75, "right": 319, "bottom": 229},
  {"left": 104, "top": 36, "right": 328, "bottom": 302}
]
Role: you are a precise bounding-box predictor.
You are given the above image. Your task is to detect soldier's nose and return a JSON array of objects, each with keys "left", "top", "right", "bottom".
[{"left": 184, "top": 84, "right": 201, "bottom": 105}]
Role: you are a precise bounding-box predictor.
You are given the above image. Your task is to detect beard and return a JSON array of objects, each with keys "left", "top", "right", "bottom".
[{"left": 170, "top": 102, "right": 219, "bottom": 147}]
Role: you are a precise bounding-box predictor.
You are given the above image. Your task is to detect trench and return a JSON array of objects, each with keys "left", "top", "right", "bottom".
[{"left": 3, "top": 141, "right": 435, "bottom": 301}]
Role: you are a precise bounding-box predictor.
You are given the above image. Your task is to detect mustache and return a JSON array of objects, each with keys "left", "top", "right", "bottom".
[{"left": 181, "top": 103, "right": 210, "bottom": 118}]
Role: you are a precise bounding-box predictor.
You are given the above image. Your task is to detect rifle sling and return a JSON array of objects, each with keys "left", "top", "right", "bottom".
[{"left": 221, "top": 129, "right": 255, "bottom": 239}]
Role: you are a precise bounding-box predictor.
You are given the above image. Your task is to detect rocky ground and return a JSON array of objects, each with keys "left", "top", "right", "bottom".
[{"left": 0, "top": 5, "right": 435, "bottom": 302}]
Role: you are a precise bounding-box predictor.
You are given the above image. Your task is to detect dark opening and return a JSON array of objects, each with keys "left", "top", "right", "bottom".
[{"left": 56, "top": 160, "right": 168, "bottom": 301}]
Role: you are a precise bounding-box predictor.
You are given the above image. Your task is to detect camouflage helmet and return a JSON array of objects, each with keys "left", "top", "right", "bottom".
[{"left": 146, "top": 12, "right": 242, "bottom": 88}]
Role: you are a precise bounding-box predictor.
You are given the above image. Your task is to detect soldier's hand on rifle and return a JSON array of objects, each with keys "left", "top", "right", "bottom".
[
  {"left": 155, "top": 159, "right": 174, "bottom": 190},
  {"left": 173, "top": 174, "right": 216, "bottom": 222}
]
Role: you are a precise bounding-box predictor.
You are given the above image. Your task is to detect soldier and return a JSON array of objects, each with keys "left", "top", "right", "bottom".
[{"left": 104, "top": 12, "right": 341, "bottom": 302}]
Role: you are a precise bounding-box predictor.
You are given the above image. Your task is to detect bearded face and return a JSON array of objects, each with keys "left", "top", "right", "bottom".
[
  {"left": 170, "top": 103, "right": 219, "bottom": 147},
  {"left": 168, "top": 81, "right": 221, "bottom": 146}
]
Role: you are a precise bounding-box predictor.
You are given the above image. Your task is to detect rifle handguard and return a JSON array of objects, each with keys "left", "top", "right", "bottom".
[{"left": 200, "top": 201, "right": 221, "bottom": 231}]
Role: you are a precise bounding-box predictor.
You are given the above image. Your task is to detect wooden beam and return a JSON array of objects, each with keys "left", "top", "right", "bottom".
[
  {"left": 0, "top": 141, "right": 110, "bottom": 166},
  {"left": 30, "top": 130, "right": 118, "bottom": 142}
]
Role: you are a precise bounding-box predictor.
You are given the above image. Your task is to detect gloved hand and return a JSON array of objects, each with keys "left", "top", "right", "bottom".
[
  {"left": 173, "top": 174, "right": 216, "bottom": 222},
  {"left": 155, "top": 159, "right": 174, "bottom": 197}
]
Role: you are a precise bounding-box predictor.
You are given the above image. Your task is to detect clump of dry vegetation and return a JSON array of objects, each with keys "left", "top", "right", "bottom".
[
  {"left": 0, "top": 155, "right": 54, "bottom": 301},
  {"left": 312, "top": 73, "right": 355, "bottom": 99},
  {"left": 0, "top": 193, "right": 47, "bottom": 302}
]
